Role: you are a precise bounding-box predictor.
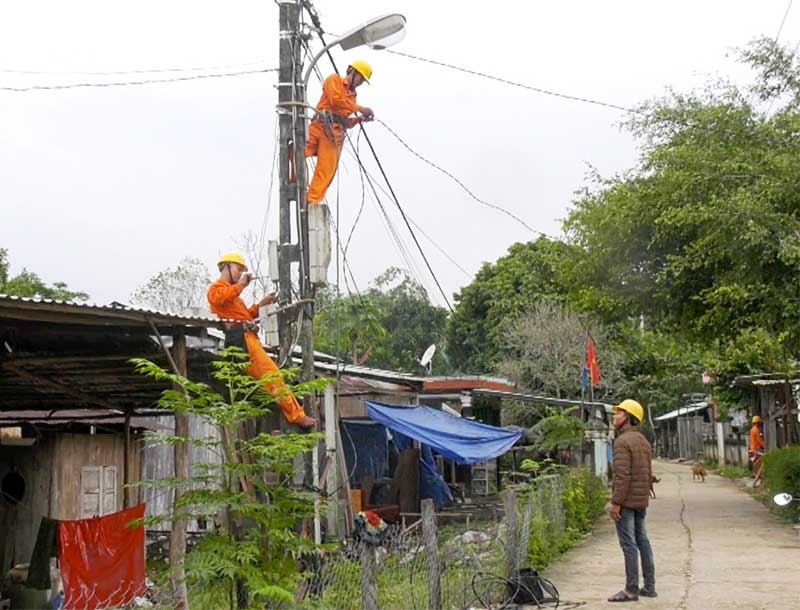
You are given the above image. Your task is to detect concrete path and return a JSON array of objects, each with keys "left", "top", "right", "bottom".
[{"left": 543, "top": 460, "right": 800, "bottom": 609}]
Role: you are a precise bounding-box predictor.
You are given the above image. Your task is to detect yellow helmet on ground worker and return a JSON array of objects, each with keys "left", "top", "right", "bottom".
[
  {"left": 752, "top": 415, "right": 762, "bottom": 424},
  {"left": 613, "top": 399, "right": 644, "bottom": 424},
  {"left": 217, "top": 252, "right": 247, "bottom": 271},
  {"left": 349, "top": 60, "right": 372, "bottom": 83}
]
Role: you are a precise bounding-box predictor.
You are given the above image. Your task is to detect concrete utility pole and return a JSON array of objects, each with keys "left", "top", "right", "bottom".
[{"left": 277, "top": 0, "right": 315, "bottom": 390}]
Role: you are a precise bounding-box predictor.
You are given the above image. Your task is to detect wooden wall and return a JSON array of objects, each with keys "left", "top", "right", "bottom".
[
  {"left": 142, "top": 414, "right": 221, "bottom": 532},
  {"left": 51, "top": 432, "right": 141, "bottom": 520},
  {"left": 0, "top": 439, "right": 54, "bottom": 574},
  {"left": 0, "top": 430, "right": 141, "bottom": 571}
]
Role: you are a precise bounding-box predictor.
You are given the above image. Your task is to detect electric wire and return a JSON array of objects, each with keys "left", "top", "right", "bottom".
[
  {"left": 340, "top": 133, "right": 433, "bottom": 296},
  {"left": 0, "top": 68, "right": 275, "bottom": 92},
  {"left": 255, "top": 120, "right": 280, "bottom": 286},
  {"left": 774, "top": 0, "right": 794, "bottom": 44},
  {"left": 764, "top": 0, "right": 794, "bottom": 115},
  {"left": 354, "top": 126, "right": 454, "bottom": 311},
  {"left": 342, "top": 146, "right": 474, "bottom": 280},
  {"left": 0, "top": 58, "right": 273, "bottom": 77},
  {"left": 376, "top": 117, "right": 551, "bottom": 238},
  {"left": 344, "top": 129, "right": 367, "bottom": 260},
  {"left": 384, "top": 47, "right": 800, "bottom": 153},
  {"left": 386, "top": 49, "right": 632, "bottom": 113}
]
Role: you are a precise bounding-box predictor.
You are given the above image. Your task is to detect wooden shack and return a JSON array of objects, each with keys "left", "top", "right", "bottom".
[
  {"left": 0, "top": 413, "right": 154, "bottom": 569},
  {"left": 0, "top": 294, "right": 225, "bottom": 576}
]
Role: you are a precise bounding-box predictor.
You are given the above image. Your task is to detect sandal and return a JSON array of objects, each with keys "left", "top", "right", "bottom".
[
  {"left": 639, "top": 589, "right": 657, "bottom": 598},
  {"left": 608, "top": 590, "right": 639, "bottom": 602}
]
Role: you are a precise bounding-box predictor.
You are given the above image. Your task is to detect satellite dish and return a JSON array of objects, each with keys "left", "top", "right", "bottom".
[{"left": 419, "top": 344, "right": 436, "bottom": 374}]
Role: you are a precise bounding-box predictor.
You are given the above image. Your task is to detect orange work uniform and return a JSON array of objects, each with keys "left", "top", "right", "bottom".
[
  {"left": 305, "top": 74, "right": 362, "bottom": 204},
  {"left": 749, "top": 424, "right": 765, "bottom": 458},
  {"left": 207, "top": 280, "right": 307, "bottom": 424}
]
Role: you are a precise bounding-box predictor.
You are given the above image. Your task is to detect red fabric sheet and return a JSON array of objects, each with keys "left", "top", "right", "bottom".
[{"left": 58, "top": 504, "right": 146, "bottom": 609}]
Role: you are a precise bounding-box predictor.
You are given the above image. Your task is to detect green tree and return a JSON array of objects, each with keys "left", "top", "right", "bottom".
[
  {"left": 133, "top": 348, "right": 331, "bottom": 606},
  {"left": 563, "top": 38, "right": 800, "bottom": 351},
  {"left": 315, "top": 267, "right": 449, "bottom": 373},
  {"left": 615, "top": 327, "right": 706, "bottom": 417},
  {"left": 0, "top": 248, "right": 88, "bottom": 301},
  {"left": 446, "top": 237, "right": 571, "bottom": 372}
]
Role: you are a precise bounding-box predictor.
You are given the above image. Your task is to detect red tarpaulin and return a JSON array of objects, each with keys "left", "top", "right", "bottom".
[{"left": 58, "top": 504, "right": 146, "bottom": 609}]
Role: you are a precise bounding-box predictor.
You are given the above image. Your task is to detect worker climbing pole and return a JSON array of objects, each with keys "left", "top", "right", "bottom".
[
  {"left": 305, "top": 60, "right": 374, "bottom": 204},
  {"left": 207, "top": 252, "right": 316, "bottom": 429}
]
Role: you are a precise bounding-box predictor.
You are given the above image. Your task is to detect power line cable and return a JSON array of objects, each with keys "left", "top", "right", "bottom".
[
  {"left": 340, "top": 133, "right": 436, "bottom": 299},
  {"left": 344, "top": 129, "right": 367, "bottom": 259},
  {"left": 775, "top": 0, "right": 794, "bottom": 43},
  {"left": 343, "top": 147, "right": 474, "bottom": 280},
  {"left": 0, "top": 59, "right": 273, "bottom": 77},
  {"left": 385, "top": 47, "right": 800, "bottom": 152},
  {"left": 764, "top": 0, "right": 794, "bottom": 114},
  {"left": 0, "top": 68, "right": 275, "bottom": 92},
  {"left": 345, "top": 142, "right": 430, "bottom": 292},
  {"left": 376, "top": 117, "right": 552, "bottom": 238},
  {"left": 386, "top": 49, "right": 633, "bottom": 113},
  {"left": 355, "top": 124, "right": 454, "bottom": 311}
]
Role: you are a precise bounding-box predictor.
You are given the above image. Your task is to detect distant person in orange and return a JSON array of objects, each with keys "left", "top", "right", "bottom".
[
  {"left": 305, "top": 60, "right": 374, "bottom": 204},
  {"left": 749, "top": 415, "right": 765, "bottom": 486},
  {"left": 207, "top": 252, "right": 315, "bottom": 429}
]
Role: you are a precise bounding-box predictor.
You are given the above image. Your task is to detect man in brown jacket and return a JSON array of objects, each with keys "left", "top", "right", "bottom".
[{"left": 608, "top": 399, "right": 656, "bottom": 602}]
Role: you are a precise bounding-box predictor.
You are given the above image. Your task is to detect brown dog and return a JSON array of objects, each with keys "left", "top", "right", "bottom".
[
  {"left": 691, "top": 464, "right": 707, "bottom": 482},
  {"left": 649, "top": 475, "right": 661, "bottom": 499}
]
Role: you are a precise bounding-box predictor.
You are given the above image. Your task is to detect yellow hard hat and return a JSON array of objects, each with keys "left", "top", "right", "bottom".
[
  {"left": 217, "top": 252, "right": 247, "bottom": 271},
  {"left": 349, "top": 60, "right": 372, "bottom": 83},
  {"left": 613, "top": 399, "right": 644, "bottom": 424},
  {"left": 752, "top": 415, "right": 762, "bottom": 424}
]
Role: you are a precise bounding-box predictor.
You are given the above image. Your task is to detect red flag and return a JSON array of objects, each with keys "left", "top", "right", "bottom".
[{"left": 586, "top": 335, "right": 600, "bottom": 387}]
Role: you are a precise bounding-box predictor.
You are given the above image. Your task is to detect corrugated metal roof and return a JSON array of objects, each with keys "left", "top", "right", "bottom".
[
  {"left": 0, "top": 293, "right": 225, "bottom": 328},
  {"left": 654, "top": 402, "right": 709, "bottom": 422}
]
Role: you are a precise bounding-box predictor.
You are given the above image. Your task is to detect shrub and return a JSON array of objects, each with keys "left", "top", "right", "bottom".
[
  {"left": 525, "top": 468, "right": 608, "bottom": 569},
  {"left": 762, "top": 446, "right": 800, "bottom": 520}
]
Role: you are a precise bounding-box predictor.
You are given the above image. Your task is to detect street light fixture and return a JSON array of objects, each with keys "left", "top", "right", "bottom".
[{"left": 303, "top": 13, "right": 407, "bottom": 89}]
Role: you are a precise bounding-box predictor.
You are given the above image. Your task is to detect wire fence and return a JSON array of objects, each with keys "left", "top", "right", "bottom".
[
  {"left": 301, "top": 475, "right": 567, "bottom": 610},
  {"left": 124, "top": 475, "right": 569, "bottom": 610}
]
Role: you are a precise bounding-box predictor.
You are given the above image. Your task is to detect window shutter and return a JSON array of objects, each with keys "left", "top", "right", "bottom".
[
  {"left": 80, "top": 466, "right": 102, "bottom": 518},
  {"left": 80, "top": 465, "right": 118, "bottom": 517},
  {"left": 102, "top": 466, "right": 117, "bottom": 515}
]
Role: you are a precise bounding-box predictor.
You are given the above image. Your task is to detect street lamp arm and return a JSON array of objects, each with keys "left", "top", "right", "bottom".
[{"left": 303, "top": 37, "right": 341, "bottom": 91}]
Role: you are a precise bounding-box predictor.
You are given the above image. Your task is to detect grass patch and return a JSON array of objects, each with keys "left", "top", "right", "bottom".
[{"left": 719, "top": 465, "right": 751, "bottom": 480}]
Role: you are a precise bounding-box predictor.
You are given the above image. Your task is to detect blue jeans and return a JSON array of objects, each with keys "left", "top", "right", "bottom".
[{"left": 615, "top": 507, "right": 655, "bottom": 594}]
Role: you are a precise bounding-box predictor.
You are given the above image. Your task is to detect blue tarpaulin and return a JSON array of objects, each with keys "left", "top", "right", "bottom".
[
  {"left": 339, "top": 420, "right": 389, "bottom": 484},
  {"left": 365, "top": 401, "right": 523, "bottom": 465},
  {"left": 393, "top": 430, "right": 453, "bottom": 509}
]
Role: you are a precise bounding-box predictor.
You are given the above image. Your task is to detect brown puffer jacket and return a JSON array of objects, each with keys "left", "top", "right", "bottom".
[{"left": 612, "top": 427, "right": 653, "bottom": 509}]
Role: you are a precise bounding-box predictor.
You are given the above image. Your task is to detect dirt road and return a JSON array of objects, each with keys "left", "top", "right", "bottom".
[{"left": 543, "top": 460, "right": 800, "bottom": 609}]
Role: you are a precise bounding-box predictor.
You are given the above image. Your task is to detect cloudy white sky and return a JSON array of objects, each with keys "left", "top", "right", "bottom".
[{"left": 0, "top": 1, "right": 795, "bottom": 309}]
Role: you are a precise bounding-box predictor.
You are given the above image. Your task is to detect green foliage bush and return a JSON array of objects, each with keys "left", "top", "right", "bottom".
[
  {"left": 762, "top": 446, "right": 800, "bottom": 520},
  {"left": 134, "top": 347, "right": 331, "bottom": 606},
  {"left": 525, "top": 468, "right": 608, "bottom": 569},
  {"left": 562, "top": 468, "right": 608, "bottom": 535}
]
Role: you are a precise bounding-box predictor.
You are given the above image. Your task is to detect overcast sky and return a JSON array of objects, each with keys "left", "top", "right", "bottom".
[{"left": 0, "top": 1, "right": 795, "bottom": 309}]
